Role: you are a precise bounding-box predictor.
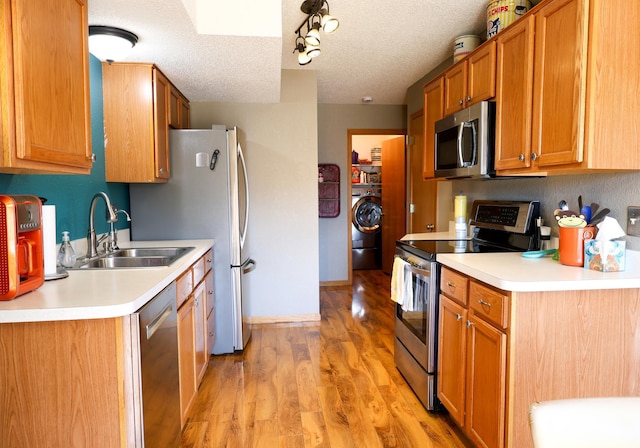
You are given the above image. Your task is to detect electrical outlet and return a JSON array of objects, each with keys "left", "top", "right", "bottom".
[{"left": 627, "top": 206, "right": 640, "bottom": 236}]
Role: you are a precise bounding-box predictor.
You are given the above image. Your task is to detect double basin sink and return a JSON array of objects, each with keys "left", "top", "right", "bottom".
[{"left": 71, "top": 246, "right": 195, "bottom": 270}]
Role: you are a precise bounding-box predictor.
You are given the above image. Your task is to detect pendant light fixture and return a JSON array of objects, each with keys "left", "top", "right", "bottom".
[
  {"left": 88, "top": 26, "right": 138, "bottom": 64},
  {"left": 292, "top": 0, "right": 339, "bottom": 66}
]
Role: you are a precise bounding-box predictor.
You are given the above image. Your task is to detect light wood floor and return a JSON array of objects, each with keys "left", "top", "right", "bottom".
[{"left": 180, "top": 269, "right": 471, "bottom": 447}]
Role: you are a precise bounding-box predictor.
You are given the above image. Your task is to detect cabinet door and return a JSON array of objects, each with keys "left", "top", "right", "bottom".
[
  {"left": 153, "top": 69, "right": 170, "bottom": 180},
  {"left": 180, "top": 100, "right": 190, "bottom": 129},
  {"left": 423, "top": 76, "right": 444, "bottom": 179},
  {"left": 0, "top": 0, "right": 92, "bottom": 174},
  {"left": 443, "top": 62, "right": 467, "bottom": 116},
  {"left": 169, "top": 85, "right": 181, "bottom": 128},
  {"left": 205, "top": 270, "right": 215, "bottom": 353},
  {"left": 193, "top": 280, "right": 208, "bottom": 385},
  {"left": 495, "top": 15, "right": 535, "bottom": 171},
  {"left": 437, "top": 295, "right": 467, "bottom": 427},
  {"left": 532, "top": 0, "right": 588, "bottom": 167},
  {"left": 467, "top": 41, "right": 496, "bottom": 106},
  {"left": 466, "top": 313, "right": 507, "bottom": 448},
  {"left": 177, "top": 297, "right": 196, "bottom": 425}
]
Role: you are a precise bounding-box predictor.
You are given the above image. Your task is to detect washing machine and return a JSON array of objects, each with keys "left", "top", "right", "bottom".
[{"left": 352, "top": 190, "right": 382, "bottom": 269}]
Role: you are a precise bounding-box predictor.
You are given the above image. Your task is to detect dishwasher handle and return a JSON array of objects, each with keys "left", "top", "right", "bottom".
[{"left": 146, "top": 303, "right": 172, "bottom": 340}]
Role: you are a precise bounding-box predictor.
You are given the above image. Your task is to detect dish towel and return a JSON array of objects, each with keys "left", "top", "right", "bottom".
[{"left": 390, "top": 257, "right": 414, "bottom": 312}]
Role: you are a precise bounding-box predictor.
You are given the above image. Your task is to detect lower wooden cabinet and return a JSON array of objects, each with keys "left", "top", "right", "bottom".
[
  {"left": 205, "top": 269, "right": 216, "bottom": 367},
  {"left": 466, "top": 311, "right": 507, "bottom": 448},
  {"left": 438, "top": 296, "right": 467, "bottom": 426},
  {"left": 177, "top": 248, "right": 214, "bottom": 425},
  {"left": 177, "top": 295, "right": 197, "bottom": 425},
  {"left": 438, "top": 267, "right": 509, "bottom": 448},
  {"left": 193, "top": 280, "right": 208, "bottom": 384}
]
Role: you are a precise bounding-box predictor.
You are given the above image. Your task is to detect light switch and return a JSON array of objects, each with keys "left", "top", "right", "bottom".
[{"left": 627, "top": 206, "right": 640, "bottom": 236}]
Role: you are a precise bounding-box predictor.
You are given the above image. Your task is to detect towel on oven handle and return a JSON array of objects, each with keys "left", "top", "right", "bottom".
[{"left": 390, "top": 256, "right": 414, "bottom": 312}]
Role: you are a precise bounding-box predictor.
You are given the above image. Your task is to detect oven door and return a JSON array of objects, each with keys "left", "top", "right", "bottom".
[{"left": 394, "top": 258, "right": 439, "bottom": 374}]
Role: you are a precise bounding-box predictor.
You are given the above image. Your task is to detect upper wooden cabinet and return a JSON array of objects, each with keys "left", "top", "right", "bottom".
[
  {"left": 531, "top": 0, "right": 588, "bottom": 168},
  {"left": 443, "top": 41, "right": 496, "bottom": 116},
  {"left": 496, "top": 0, "right": 640, "bottom": 175},
  {"left": 102, "top": 62, "right": 189, "bottom": 183},
  {"left": 0, "top": 0, "right": 93, "bottom": 174},
  {"left": 169, "top": 85, "right": 191, "bottom": 129},
  {"left": 494, "top": 15, "right": 535, "bottom": 171},
  {"left": 423, "top": 76, "right": 444, "bottom": 179}
]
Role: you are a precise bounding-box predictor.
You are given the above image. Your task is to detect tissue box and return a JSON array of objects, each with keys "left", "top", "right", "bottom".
[{"left": 584, "top": 240, "right": 625, "bottom": 271}]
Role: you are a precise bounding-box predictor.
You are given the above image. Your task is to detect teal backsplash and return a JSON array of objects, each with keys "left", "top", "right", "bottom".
[{"left": 0, "top": 55, "right": 129, "bottom": 243}]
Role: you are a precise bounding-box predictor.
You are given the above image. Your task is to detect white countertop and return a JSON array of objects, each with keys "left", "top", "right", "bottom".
[
  {"left": 0, "top": 239, "right": 214, "bottom": 323},
  {"left": 402, "top": 231, "right": 471, "bottom": 241},
  {"left": 437, "top": 250, "right": 640, "bottom": 292},
  {"left": 400, "top": 232, "right": 640, "bottom": 292}
]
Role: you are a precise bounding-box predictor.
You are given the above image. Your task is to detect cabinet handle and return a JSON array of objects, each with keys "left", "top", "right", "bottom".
[
  {"left": 456, "top": 314, "right": 462, "bottom": 321},
  {"left": 518, "top": 153, "right": 525, "bottom": 162},
  {"left": 458, "top": 99, "right": 463, "bottom": 105},
  {"left": 208, "top": 290, "right": 213, "bottom": 295},
  {"left": 447, "top": 281, "right": 456, "bottom": 288},
  {"left": 467, "top": 320, "right": 473, "bottom": 328},
  {"left": 88, "top": 153, "right": 96, "bottom": 162},
  {"left": 466, "top": 96, "right": 471, "bottom": 102},
  {"left": 207, "top": 258, "right": 212, "bottom": 263},
  {"left": 478, "top": 299, "right": 492, "bottom": 307},
  {"left": 426, "top": 224, "right": 435, "bottom": 231},
  {"left": 531, "top": 153, "right": 538, "bottom": 161}
]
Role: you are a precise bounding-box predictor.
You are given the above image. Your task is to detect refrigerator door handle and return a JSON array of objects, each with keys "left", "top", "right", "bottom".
[
  {"left": 238, "top": 142, "right": 250, "bottom": 249},
  {"left": 242, "top": 258, "right": 256, "bottom": 274},
  {"left": 233, "top": 258, "right": 256, "bottom": 273}
]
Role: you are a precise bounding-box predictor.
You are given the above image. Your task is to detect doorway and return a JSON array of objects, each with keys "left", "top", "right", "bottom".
[{"left": 347, "top": 129, "right": 406, "bottom": 280}]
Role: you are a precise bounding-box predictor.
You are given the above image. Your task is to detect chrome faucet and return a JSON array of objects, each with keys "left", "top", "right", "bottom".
[
  {"left": 108, "top": 208, "right": 132, "bottom": 252},
  {"left": 86, "top": 192, "right": 118, "bottom": 259}
]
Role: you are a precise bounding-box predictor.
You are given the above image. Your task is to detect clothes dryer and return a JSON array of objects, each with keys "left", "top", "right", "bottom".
[{"left": 352, "top": 190, "right": 382, "bottom": 269}]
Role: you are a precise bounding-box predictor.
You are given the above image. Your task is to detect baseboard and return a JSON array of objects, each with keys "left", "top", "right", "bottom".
[
  {"left": 320, "top": 280, "right": 351, "bottom": 287},
  {"left": 249, "top": 313, "right": 321, "bottom": 324}
]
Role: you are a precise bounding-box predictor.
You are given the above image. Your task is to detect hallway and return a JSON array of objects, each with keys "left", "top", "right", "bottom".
[{"left": 180, "top": 269, "right": 470, "bottom": 447}]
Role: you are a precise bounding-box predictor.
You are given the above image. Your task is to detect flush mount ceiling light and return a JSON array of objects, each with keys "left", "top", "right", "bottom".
[
  {"left": 292, "top": 0, "right": 339, "bottom": 66},
  {"left": 88, "top": 25, "right": 138, "bottom": 64}
]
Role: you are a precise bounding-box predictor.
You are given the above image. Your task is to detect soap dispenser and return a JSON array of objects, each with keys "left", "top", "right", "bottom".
[{"left": 57, "top": 231, "right": 77, "bottom": 268}]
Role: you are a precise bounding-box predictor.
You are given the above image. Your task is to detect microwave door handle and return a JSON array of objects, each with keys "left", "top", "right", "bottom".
[
  {"left": 470, "top": 121, "right": 478, "bottom": 166},
  {"left": 457, "top": 121, "right": 476, "bottom": 168},
  {"left": 456, "top": 122, "right": 465, "bottom": 168}
]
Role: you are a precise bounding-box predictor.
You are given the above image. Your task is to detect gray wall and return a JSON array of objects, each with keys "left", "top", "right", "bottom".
[
  {"left": 190, "top": 70, "right": 320, "bottom": 320},
  {"left": 318, "top": 104, "right": 406, "bottom": 283},
  {"left": 451, "top": 173, "right": 640, "bottom": 250}
]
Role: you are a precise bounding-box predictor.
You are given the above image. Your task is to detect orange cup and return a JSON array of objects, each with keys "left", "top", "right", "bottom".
[{"left": 558, "top": 226, "right": 596, "bottom": 267}]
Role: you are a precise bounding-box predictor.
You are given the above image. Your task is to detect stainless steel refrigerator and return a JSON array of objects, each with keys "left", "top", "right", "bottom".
[{"left": 129, "top": 125, "right": 254, "bottom": 354}]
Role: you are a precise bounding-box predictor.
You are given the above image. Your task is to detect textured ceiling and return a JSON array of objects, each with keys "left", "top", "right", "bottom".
[{"left": 88, "top": 0, "right": 496, "bottom": 105}]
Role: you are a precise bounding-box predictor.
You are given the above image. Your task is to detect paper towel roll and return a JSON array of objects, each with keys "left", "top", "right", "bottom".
[{"left": 42, "top": 205, "right": 57, "bottom": 275}]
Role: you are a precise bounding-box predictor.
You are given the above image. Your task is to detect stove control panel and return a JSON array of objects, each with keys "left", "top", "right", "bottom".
[{"left": 470, "top": 201, "right": 540, "bottom": 235}]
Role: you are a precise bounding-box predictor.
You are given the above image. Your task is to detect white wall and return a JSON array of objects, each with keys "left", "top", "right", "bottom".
[{"left": 189, "top": 70, "right": 320, "bottom": 320}]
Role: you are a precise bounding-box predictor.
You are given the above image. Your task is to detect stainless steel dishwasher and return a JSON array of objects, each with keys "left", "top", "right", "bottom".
[{"left": 136, "top": 282, "right": 181, "bottom": 447}]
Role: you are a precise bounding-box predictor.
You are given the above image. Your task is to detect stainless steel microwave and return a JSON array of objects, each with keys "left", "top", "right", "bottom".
[{"left": 434, "top": 101, "right": 495, "bottom": 179}]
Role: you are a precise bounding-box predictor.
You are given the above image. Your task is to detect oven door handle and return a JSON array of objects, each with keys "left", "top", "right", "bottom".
[{"left": 400, "top": 259, "right": 431, "bottom": 277}]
